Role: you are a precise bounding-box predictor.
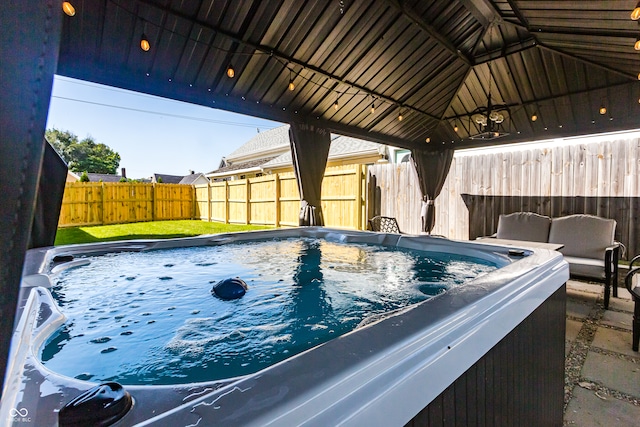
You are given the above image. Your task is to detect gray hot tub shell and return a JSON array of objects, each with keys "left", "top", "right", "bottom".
[{"left": 1, "top": 228, "right": 569, "bottom": 426}]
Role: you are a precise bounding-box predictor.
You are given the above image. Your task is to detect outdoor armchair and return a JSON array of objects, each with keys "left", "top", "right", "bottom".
[
  {"left": 625, "top": 255, "right": 640, "bottom": 351},
  {"left": 369, "top": 216, "right": 401, "bottom": 234},
  {"left": 548, "top": 214, "right": 620, "bottom": 309}
]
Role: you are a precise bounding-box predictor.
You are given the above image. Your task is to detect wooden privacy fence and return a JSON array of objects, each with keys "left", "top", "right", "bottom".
[
  {"left": 58, "top": 182, "right": 194, "bottom": 227},
  {"left": 369, "top": 135, "right": 640, "bottom": 259},
  {"left": 195, "top": 164, "right": 367, "bottom": 229}
]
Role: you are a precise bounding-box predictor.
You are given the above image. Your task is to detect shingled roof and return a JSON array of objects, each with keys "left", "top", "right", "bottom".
[
  {"left": 262, "top": 136, "right": 384, "bottom": 169},
  {"left": 209, "top": 157, "right": 278, "bottom": 175},
  {"left": 85, "top": 173, "right": 123, "bottom": 183},
  {"left": 178, "top": 172, "right": 209, "bottom": 185},
  {"left": 152, "top": 173, "right": 184, "bottom": 184},
  {"left": 225, "top": 126, "right": 290, "bottom": 161}
]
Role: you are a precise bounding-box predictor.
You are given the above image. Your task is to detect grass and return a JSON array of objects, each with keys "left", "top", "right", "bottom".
[{"left": 54, "top": 220, "right": 273, "bottom": 246}]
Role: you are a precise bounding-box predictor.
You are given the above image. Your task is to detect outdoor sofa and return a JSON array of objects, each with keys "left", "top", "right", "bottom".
[{"left": 494, "top": 212, "right": 620, "bottom": 309}]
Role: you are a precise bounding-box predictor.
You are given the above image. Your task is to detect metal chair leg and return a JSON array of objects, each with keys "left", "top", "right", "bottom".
[
  {"left": 604, "top": 282, "right": 610, "bottom": 310},
  {"left": 633, "top": 300, "right": 640, "bottom": 352}
]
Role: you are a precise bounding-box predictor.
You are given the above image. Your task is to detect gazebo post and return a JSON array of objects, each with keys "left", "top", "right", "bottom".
[{"left": 0, "top": 0, "right": 62, "bottom": 398}]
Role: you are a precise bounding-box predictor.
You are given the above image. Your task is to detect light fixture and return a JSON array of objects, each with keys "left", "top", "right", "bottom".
[
  {"left": 398, "top": 109, "right": 403, "bottom": 121},
  {"left": 599, "top": 103, "right": 607, "bottom": 115},
  {"left": 334, "top": 100, "right": 339, "bottom": 110},
  {"left": 635, "top": 37, "right": 640, "bottom": 51},
  {"left": 425, "top": 137, "right": 431, "bottom": 143},
  {"left": 468, "top": 30, "right": 509, "bottom": 140},
  {"left": 227, "top": 65, "right": 235, "bottom": 78},
  {"left": 140, "top": 34, "right": 150, "bottom": 51},
  {"left": 288, "top": 70, "right": 295, "bottom": 91},
  {"left": 453, "top": 122, "right": 459, "bottom": 133},
  {"left": 638, "top": 71, "right": 640, "bottom": 80},
  {"left": 469, "top": 97, "right": 509, "bottom": 139},
  {"left": 370, "top": 102, "right": 375, "bottom": 114},
  {"left": 531, "top": 111, "right": 538, "bottom": 122},
  {"left": 62, "top": 1, "right": 75, "bottom": 16},
  {"left": 632, "top": 2, "right": 640, "bottom": 20}
]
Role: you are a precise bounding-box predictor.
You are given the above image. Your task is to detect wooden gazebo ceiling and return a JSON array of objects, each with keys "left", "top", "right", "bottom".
[{"left": 57, "top": 0, "right": 640, "bottom": 151}]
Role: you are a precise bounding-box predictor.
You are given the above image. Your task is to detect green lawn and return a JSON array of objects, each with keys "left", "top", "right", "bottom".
[{"left": 54, "top": 220, "right": 273, "bottom": 246}]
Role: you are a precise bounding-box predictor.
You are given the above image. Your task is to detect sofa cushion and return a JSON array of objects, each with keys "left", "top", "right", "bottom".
[
  {"left": 548, "top": 214, "right": 616, "bottom": 259},
  {"left": 496, "top": 212, "right": 551, "bottom": 242},
  {"left": 563, "top": 256, "right": 606, "bottom": 280}
]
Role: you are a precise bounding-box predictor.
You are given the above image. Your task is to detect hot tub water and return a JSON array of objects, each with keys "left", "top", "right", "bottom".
[{"left": 41, "top": 237, "right": 497, "bottom": 385}]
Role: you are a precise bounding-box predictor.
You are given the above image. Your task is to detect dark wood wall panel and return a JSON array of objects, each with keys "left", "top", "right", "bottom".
[{"left": 405, "top": 285, "right": 566, "bottom": 427}]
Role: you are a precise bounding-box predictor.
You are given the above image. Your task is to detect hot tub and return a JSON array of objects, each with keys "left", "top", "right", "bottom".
[{"left": 1, "top": 228, "right": 568, "bottom": 426}]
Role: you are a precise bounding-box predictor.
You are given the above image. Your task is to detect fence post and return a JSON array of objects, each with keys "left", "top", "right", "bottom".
[
  {"left": 191, "top": 185, "right": 195, "bottom": 220},
  {"left": 100, "top": 182, "right": 105, "bottom": 226},
  {"left": 152, "top": 183, "right": 156, "bottom": 221},
  {"left": 245, "top": 179, "right": 250, "bottom": 225},
  {"left": 274, "top": 174, "right": 280, "bottom": 228},
  {"left": 355, "top": 164, "right": 363, "bottom": 230},
  {"left": 207, "top": 183, "right": 212, "bottom": 222},
  {"left": 224, "top": 181, "right": 229, "bottom": 224}
]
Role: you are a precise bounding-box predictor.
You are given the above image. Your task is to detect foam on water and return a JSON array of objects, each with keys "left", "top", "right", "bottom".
[{"left": 41, "top": 238, "right": 497, "bottom": 385}]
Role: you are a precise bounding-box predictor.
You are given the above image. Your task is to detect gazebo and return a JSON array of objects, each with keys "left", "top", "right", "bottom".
[{"left": 2, "top": 0, "right": 639, "bottom": 414}]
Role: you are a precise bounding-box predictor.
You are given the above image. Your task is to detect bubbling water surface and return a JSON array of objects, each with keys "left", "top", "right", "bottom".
[{"left": 41, "top": 238, "right": 497, "bottom": 385}]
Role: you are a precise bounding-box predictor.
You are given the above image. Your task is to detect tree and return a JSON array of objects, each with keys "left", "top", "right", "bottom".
[
  {"left": 45, "top": 128, "right": 121, "bottom": 174},
  {"left": 79, "top": 171, "right": 90, "bottom": 182}
]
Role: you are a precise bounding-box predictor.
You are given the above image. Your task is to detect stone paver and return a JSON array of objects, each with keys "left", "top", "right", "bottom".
[
  {"left": 566, "top": 318, "right": 582, "bottom": 354},
  {"left": 566, "top": 281, "right": 602, "bottom": 297},
  {"left": 592, "top": 327, "right": 638, "bottom": 358},
  {"left": 566, "top": 319, "right": 582, "bottom": 341},
  {"left": 615, "top": 287, "right": 632, "bottom": 300},
  {"left": 567, "top": 299, "right": 594, "bottom": 319},
  {"left": 564, "top": 387, "right": 640, "bottom": 426},
  {"left": 608, "top": 297, "right": 635, "bottom": 313},
  {"left": 564, "top": 280, "right": 640, "bottom": 427},
  {"left": 601, "top": 310, "right": 633, "bottom": 331},
  {"left": 581, "top": 351, "right": 640, "bottom": 397}
]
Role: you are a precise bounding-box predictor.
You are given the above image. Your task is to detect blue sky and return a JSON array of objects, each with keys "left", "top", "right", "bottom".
[{"left": 46, "top": 76, "right": 282, "bottom": 179}]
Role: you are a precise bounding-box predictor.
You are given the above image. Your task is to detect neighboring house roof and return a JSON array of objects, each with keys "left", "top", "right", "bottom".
[
  {"left": 262, "top": 135, "right": 384, "bottom": 169},
  {"left": 86, "top": 173, "right": 123, "bottom": 182},
  {"left": 208, "top": 157, "right": 278, "bottom": 176},
  {"left": 152, "top": 172, "right": 209, "bottom": 185},
  {"left": 66, "top": 171, "right": 80, "bottom": 182},
  {"left": 208, "top": 126, "right": 390, "bottom": 179},
  {"left": 224, "top": 126, "right": 290, "bottom": 163},
  {"left": 178, "top": 172, "right": 209, "bottom": 185},
  {"left": 152, "top": 173, "right": 183, "bottom": 184}
]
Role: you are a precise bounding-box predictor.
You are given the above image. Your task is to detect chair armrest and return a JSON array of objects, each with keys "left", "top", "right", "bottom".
[
  {"left": 605, "top": 245, "right": 620, "bottom": 297},
  {"left": 625, "top": 266, "right": 640, "bottom": 297},
  {"left": 606, "top": 242, "right": 620, "bottom": 251},
  {"left": 604, "top": 244, "right": 619, "bottom": 267},
  {"left": 476, "top": 233, "right": 497, "bottom": 240},
  {"left": 629, "top": 254, "right": 640, "bottom": 270},
  {"left": 615, "top": 241, "right": 627, "bottom": 259}
]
